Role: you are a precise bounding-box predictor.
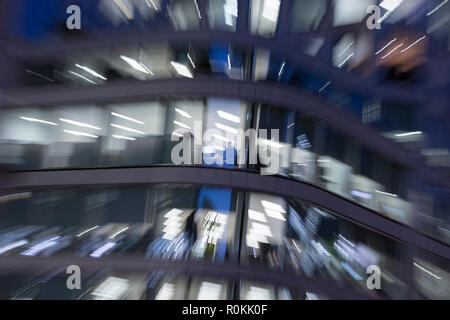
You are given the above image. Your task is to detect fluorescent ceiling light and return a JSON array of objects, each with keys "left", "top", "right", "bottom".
[
  {"left": 338, "top": 52, "right": 354, "bottom": 68},
  {"left": 63, "top": 130, "right": 99, "bottom": 138},
  {"left": 60, "top": 118, "right": 101, "bottom": 130},
  {"left": 246, "top": 286, "right": 272, "bottom": 300},
  {"left": 248, "top": 209, "right": 267, "bottom": 223},
  {"left": 164, "top": 208, "right": 183, "bottom": 218},
  {"left": 215, "top": 122, "right": 238, "bottom": 134},
  {"left": 264, "top": 208, "right": 286, "bottom": 221},
  {"left": 278, "top": 61, "right": 285, "bottom": 77},
  {"left": 413, "top": 262, "right": 442, "bottom": 280},
  {"left": 171, "top": 131, "right": 184, "bottom": 138},
  {"left": 75, "top": 64, "right": 107, "bottom": 80},
  {"left": 69, "top": 70, "right": 97, "bottom": 84},
  {"left": 92, "top": 276, "right": 130, "bottom": 300},
  {"left": 197, "top": 282, "right": 222, "bottom": 300},
  {"left": 395, "top": 131, "right": 422, "bottom": 137},
  {"left": 21, "top": 236, "right": 60, "bottom": 256},
  {"left": 375, "top": 190, "right": 398, "bottom": 197},
  {"left": 0, "top": 240, "right": 29, "bottom": 255},
  {"left": 259, "top": 139, "right": 284, "bottom": 149},
  {"left": 175, "top": 108, "right": 192, "bottom": 118},
  {"left": 110, "top": 227, "right": 129, "bottom": 239},
  {"left": 20, "top": 116, "right": 57, "bottom": 126},
  {"left": 155, "top": 283, "right": 175, "bottom": 300},
  {"left": 170, "top": 61, "right": 193, "bottom": 78},
  {"left": 111, "top": 112, "right": 145, "bottom": 124},
  {"left": 427, "top": 0, "right": 448, "bottom": 16},
  {"left": 380, "top": 0, "right": 404, "bottom": 12},
  {"left": 338, "top": 42, "right": 354, "bottom": 57},
  {"left": 77, "top": 226, "right": 99, "bottom": 237},
  {"left": 217, "top": 110, "right": 240, "bottom": 123},
  {"left": 112, "top": 0, "right": 134, "bottom": 20},
  {"left": 262, "top": 0, "right": 280, "bottom": 22},
  {"left": 111, "top": 123, "right": 145, "bottom": 135},
  {"left": 261, "top": 200, "right": 286, "bottom": 213},
  {"left": 187, "top": 53, "right": 196, "bottom": 69},
  {"left": 381, "top": 43, "right": 403, "bottom": 59},
  {"left": 113, "top": 134, "right": 136, "bottom": 141},
  {"left": 146, "top": 0, "right": 159, "bottom": 11},
  {"left": 350, "top": 190, "right": 373, "bottom": 199},
  {"left": 224, "top": 0, "right": 238, "bottom": 26},
  {"left": 193, "top": 0, "right": 202, "bottom": 19},
  {"left": 250, "top": 222, "right": 273, "bottom": 237},
  {"left": 318, "top": 81, "right": 332, "bottom": 93},
  {"left": 120, "top": 55, "right": 151, "bottom": 74},
  {"left": 174, "top": 120, "right": 191, "bottom": 130},
  {"left": 375, "top": 38, "right": 397, "bottom": 55},
  {"left": 90, "top": 241, "right": 116, "bottom": 258},
  {"left": 400, "top": 36, "right": 426, "bottom": 53}
]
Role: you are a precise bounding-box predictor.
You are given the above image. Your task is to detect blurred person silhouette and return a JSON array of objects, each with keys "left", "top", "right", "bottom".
[{"left": 184, "top": 210, "right": 198, "bottom": 251}]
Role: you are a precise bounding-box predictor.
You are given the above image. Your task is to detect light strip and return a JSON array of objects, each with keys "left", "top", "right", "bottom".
[
  {"left": 264, "top": 208, "right": 286, "bottom": 221},
  {"left": 427, "top": 0, "right": 448, "bottom": 16},
  {"left": 75, "top": 64, "right": 107, "bottom": 80},
  {"left": 90, "top": 241, "right": 116, "bottom": 258},
  {"left": 69, "top": 70, "right": 96, "bottom": 84},
  {"left": 0, "top": 240, "right": 28, "bottom": 255},
  {"left": 278, "top": 61, "right": 285, "bottom": 77},
  {"left": 338, "top": 53, "right": 354, "bottom": 68},
  {"left": 63, "top": 130, "right": 99, "bottom": 138},
  {"left": 171, "top": 131, "right": 184, "bottom": 138},
  {"left": 111, "top": 112, "right": 144, "bottom": 124},
  {"left": 111, "top": 123, "right": 145, "bottom": 135},
  {"left": 259, "top": 139, "right": 284, "bottom": 149},
  {"left": 413, "top": 262, "right": 442, "bottom": 280},
  {"left": 164, "top": 208, "right": 183, "bottom": 218},
  {"left": 400, "top": 36, "right": 426, "bottom": 53},
  {"left": 193, "top": 0, "right": 202, "bottom": 19},
  {"left": 60, "top": 118, "right": 101, "bottom": 130},
  {"left": 112, "top": 134, "right": 136, "bottom": 141},
  {"left": 146, "top": 0, "right": 159, "bottom": 11},
  {"left": 20, "top": 116, "right": 57, "bottom": 126},
  {"left": 213, "top": 134, "right": 233, "bottom": 144},
  {"left": 187, "top": 53, "right": 196, "bottom": 69},
  {"left": 25, "top": 69, "right": 54, "bottom": 82},
  {"left": 77, "top": 226, "right": 99, "bottom": 237},
  {"left": 380, "top": 0, "right": 403, "bottom": 11},
  {"left": 139, "top": 62, "right": 154, "bottom": 75},
  {"left": 375, "top": 38, "right": 397, "bottom": 55},
  {"left": 261, "top": 200, "right": 286, "bottom": 213},
  {"left": 120, "top": 55, "right": 150, "bottom": 74},
  {"left": 174, "top": 120, "right": 191, "bottom": 130},
  {"left": 175, "top": 108, "right": 192, "bottom": 119},
  {"left": 110, "top": 227, "right": 129, "bottom": 239},
  {"left": 92, "top": 277, "right": 130, "bottom": 300},
  {"left": 395, "top": 131, "right": 422, "bottom": 137},
  {"left": 112, "top": 0, "right": 133, "bottom": 20},
  {"left": 338, "top": 41, "right": 354, "bottom": 57},
  {"left": 215, "top": 122, "right": 237, "bottom": 134},
  {"left": 381, "top": 43, "right": 403, "bottom": 59},
  {"left": 318, "top": 81, "right": 331, "bottom": 93},
  {"left": 375, "top": 190, "right": 398, "bottom": 197},
  {"left": 248, "top": 210, "right": 267, "bottom": 223},
  {"left": 217, "top": 110, "right": 240, "bottom": 123},
  {"left": 170, "top": 61, "right": 193, "bottom": 78},
  {"left": 21, "top": 236, "right": 60, "bottom": 256}
]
